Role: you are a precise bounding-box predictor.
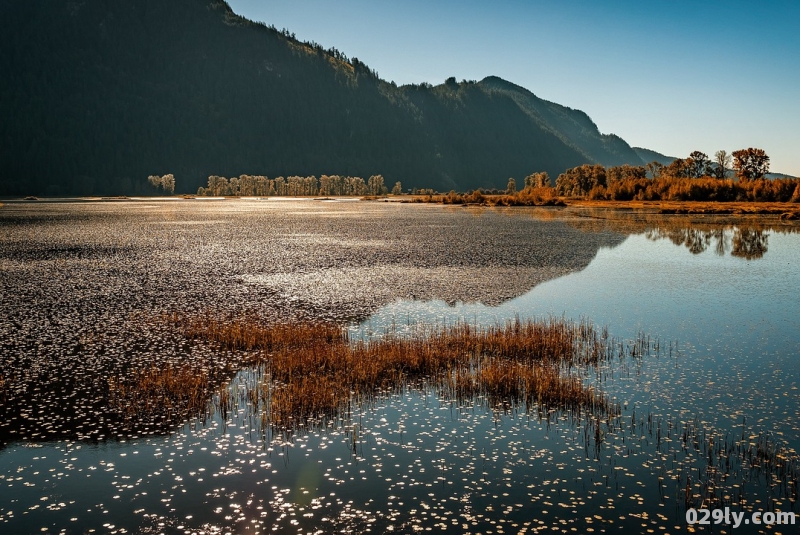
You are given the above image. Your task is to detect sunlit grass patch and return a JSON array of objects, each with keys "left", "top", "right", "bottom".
[
  {"left": 169, "top": 313, "right": 619, "bottom": 430},
  {"left": 108, "top": 364, "right": 209, "bottom": 420}
]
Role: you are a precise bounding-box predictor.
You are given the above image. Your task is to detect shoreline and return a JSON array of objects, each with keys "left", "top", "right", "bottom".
[
  {"left": 564, "top": 198, "right": 800, "bottom": 216},
  {"left": 4, "top": 194, "right": 799, "bottom": 219},
  {"left": 400, "top": 194, "right": 800, "bottom": 218}
]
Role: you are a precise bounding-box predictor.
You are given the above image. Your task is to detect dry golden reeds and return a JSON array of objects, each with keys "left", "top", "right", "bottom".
[
  {"left": 167, "top": 314, "right": 617, "bottom": 431},
  {"left": 108, "top": 365, "right": 209, "bottom": 419}
]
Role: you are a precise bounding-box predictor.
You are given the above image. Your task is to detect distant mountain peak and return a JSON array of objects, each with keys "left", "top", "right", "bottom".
[{"left": 632, "top": 147, "right": 676, "bottom": 166}]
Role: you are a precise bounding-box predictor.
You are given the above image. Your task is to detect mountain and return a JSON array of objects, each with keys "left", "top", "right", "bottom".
[
  {"left": 632, "top": 147, "right": 676, "bottom": 166},
  {"left": 479, "top": 77, "right": 645, "bottom": 167},
  {"left": 0, "top": 0, "right": 653, "bottom": 196}
]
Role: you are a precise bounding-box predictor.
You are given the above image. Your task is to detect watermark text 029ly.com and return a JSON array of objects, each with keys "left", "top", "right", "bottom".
[{"left": 686, "top": 508, "right": 795, "bottom": 529}]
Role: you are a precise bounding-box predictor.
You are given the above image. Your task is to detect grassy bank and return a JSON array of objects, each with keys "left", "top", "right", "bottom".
[
  {"left": 400, "top": 193, "right": 800, "bottom": 218},
  {"left": 565, "top": 198, "right": 800, "bottom": 217}
]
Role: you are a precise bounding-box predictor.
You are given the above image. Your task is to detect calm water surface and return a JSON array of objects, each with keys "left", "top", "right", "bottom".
[{"left": 1, "top": 200, "right": 798, "bottom": 534}]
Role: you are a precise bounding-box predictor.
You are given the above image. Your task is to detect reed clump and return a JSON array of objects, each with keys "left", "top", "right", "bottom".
[
  {"left": 172, "top": 314, "right": 617, "bottom": 430},
  {"left": 108, "top": 365, "right": 209, "bottom": 420}
]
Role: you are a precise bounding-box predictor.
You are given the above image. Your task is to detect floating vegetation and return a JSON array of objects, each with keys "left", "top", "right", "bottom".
[
  {"left": 0, "top": 200, "right": 627, "bottom": 446},
  {"left": 673, "top": 420, "right": 800, "bottom": 510},
  {"left": 1, "top": 200, "right": 799, "bottom": 534}
]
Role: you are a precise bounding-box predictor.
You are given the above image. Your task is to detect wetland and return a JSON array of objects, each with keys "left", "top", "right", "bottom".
[{"left": 1, "top": 199, "right": 799, "bottom": 534}]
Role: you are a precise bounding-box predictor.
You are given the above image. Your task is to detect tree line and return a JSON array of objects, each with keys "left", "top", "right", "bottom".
[
  {"left": 195, "top": 174, "right": 398, "bottom": 197},
  {"left": 147, "top": 174, "right": 175, "bottom": 195},
  {"left": 552, "top": 148, "right": 800, "bottom": 202}
]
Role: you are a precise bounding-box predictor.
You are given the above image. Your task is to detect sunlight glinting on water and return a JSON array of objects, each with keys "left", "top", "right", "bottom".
[{"left": 1, "top": 201, "right": 799, "bottom": 534}]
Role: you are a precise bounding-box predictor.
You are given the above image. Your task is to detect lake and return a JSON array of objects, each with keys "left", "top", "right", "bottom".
[{"left": 1, "top": 199, "right": 798, "bottom": 534}]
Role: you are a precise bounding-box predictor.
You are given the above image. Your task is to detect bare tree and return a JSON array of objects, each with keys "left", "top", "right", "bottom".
[
  {"left": 713, "top": 150, "right": 732, "bottom": 179},
  {"left": 506, "top": 177, "right": 516, "bottom": 194},
  {"left": 645, "top": 161, "right": 664, "bottom": 179}
]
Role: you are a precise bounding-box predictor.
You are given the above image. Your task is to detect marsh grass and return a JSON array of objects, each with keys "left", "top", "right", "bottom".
[
  {"left": 107, "top": 365, "right": 209, "bottom": 420},
  {"left": 169, "top": 313, "right": 618, "bottom": 431},
  {"left": 141, "top": 313, "right": 799, "bottom": 508},
  {"left": 676, "top": 420, "right": 799, "bottom": 508}
]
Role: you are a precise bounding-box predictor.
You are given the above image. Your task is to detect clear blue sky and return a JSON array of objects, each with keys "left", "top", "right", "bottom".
[{"left": 228, "top": 0, "right": 800, "bottom": 175}]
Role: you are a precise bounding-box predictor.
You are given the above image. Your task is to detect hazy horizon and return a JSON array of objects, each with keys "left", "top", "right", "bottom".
[{"left": 227, "top": 0, "right": 800, "bottom": 176}]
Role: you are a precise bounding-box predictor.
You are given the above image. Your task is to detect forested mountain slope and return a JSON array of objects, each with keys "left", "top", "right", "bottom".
[{"left": 0, "top": 0, "right": 651, "bottom": 195}]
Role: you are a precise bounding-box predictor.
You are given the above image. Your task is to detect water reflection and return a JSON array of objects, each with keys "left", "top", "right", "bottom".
[
  {"left": 732, "top": 228, "right": 769, "bottom": 259},
  {"left": 645, "top": 227, "right": 770, "bottom": 259},
  {"left": 524, "top": 206, "right": 796, "bottom": 260}
]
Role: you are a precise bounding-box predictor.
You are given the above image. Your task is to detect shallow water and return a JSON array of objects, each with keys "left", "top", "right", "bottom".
[
  {"left": 1, "top": 199, "right": 799, "bottom": 534},
  {"left": 354, "top": 229, "right": 800, "bottom": 442}
]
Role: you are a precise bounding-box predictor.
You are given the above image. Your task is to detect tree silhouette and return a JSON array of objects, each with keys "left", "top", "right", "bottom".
[
  {"left": 732, "top": 148, "right": 769, "bottom": 181},
  {"left": 687, "top": 151, "right": 710, "bottom": 178},
  {"left": 506, "top": 178, "right": 516, "bottom": 194},
  {"left": 713, "top": 150, "right": 732, "bottom": 179}
]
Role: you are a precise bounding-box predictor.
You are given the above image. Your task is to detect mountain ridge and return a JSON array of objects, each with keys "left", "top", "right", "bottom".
[{"left": 1, "top": 0, "right": 661, "bottom": 195}]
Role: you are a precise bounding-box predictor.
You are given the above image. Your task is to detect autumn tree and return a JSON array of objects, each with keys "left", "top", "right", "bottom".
[
  {"left": 346, "top": 176, "right": 366, "bottom": 195},
  {"left": 228, "top": 176, "right": 240, "bottom": 195},
  {"left": 273, "top": 177, "right": 286, "bottom": 195},
  {"left": 163, "top": 174, "right": 175, "bottom": 194},
  {"left": 607, "top": 164, "right": 646, "bottom": 183},
  {"left": 367, "top": 175, "right": 386, "bottom": 195},
  {"left": 255, "top": 176, "right": 268, "bottom": 196},
  {"left": 555, "top": 164, "right": 606, "bottom": 197},
  {"left": 524, "top": 172, "right": 551, "bottom": 189},
  {"left": 238, "top": 175, "right": 255, "bottom": 196},
  {"left": 662, "top": 158, "right": 691, "bottom": 179},
  {"left": 205, "top": 175, "right": 224, "bottom": 196},
  {"left": 732, "top": 148, "right": 769, "bottom": 181},
  {"left": 391, "top": 181, "right": 403, "bottom": 195},
  {"left": 687, "top": 151, "right": 711, "bottom": 178},
  {"left": 148, "top": 174, "right": 175, "bottom": 194}
]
